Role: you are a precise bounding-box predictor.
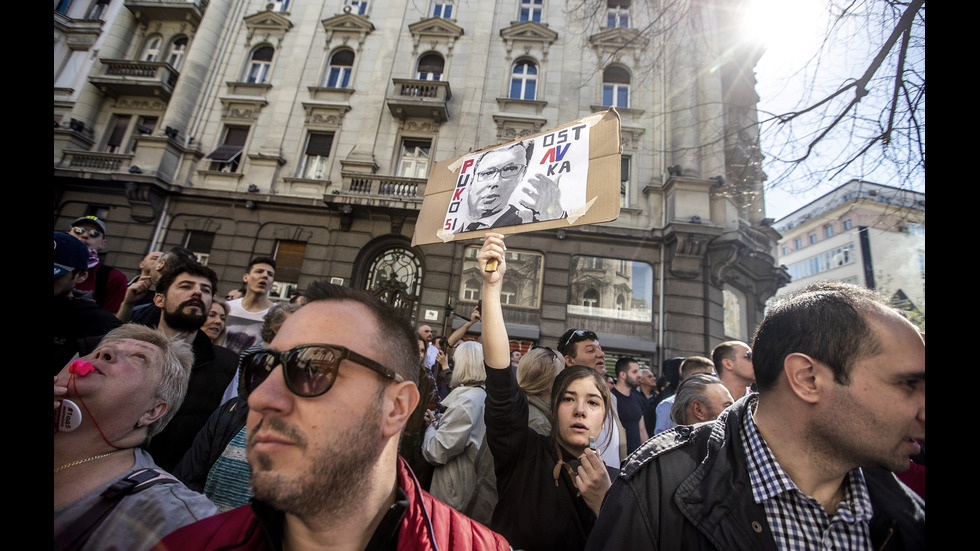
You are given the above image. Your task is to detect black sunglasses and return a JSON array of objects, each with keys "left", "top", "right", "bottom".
[
  {"left": 242, "top": 344, "right": 404, "bottom": 398},
  {"left": 70, "top": 226, "right": 103, "bottom": 238}
]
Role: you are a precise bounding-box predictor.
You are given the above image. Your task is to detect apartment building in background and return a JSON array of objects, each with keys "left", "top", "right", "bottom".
[
  {"left": 54, "top": 0, "right": 788, "bottom": 373},
  {"left": 774, "top": 179, "right": 925, "bottom": 324}
]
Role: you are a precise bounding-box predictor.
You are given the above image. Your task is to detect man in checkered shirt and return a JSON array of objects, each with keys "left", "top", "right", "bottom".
[{"left": 585, "top": 282, "right": 925, "bottom": 550}]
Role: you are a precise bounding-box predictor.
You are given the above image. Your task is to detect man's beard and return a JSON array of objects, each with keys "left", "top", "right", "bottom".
[
  {"left": 249, "top": 389, "right": 385, "bottom": 520},
  {"left": 162, "top": 299, "right": 207, "bottom": 332}
]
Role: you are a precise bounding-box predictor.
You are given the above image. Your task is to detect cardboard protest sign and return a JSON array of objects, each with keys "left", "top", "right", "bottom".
[{"left": 412, "top": 109, "right": 622, "bottom": 246}]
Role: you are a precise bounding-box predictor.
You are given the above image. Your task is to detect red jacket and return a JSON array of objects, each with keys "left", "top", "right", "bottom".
[{"left": 155, "top": 457, "right": 510, "bottom": 551}]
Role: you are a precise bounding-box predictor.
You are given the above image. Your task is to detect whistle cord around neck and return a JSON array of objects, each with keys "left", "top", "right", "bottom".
[{"left": 64, "top": 373, "right": 124, "bottom": 450}]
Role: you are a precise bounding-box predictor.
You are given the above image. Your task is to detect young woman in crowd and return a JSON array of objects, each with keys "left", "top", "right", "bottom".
[
  {"left": 478, "top": 233, "right": 615, "bottom": 551},
  {"left": 517, "top": 347, "right": 564, "bottom": 436},
  {"left": 201, "top": 296, "right": 230, "bottom": 346}
]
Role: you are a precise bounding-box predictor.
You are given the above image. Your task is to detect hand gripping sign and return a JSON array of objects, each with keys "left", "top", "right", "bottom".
[{"left": 412, "top": 109, "right": 622, "bottom": 247}]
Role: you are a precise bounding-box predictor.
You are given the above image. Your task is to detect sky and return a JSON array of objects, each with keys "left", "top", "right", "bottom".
[{"left": 743, "top": 1, "right": 925, "bottom": 222}]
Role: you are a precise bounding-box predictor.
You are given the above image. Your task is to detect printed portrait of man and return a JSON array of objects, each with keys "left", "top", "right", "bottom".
[{"left": 461, "top": 140, "right": 565, "bottom": 231}]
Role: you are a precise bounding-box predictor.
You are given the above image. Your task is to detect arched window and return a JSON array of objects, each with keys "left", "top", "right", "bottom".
[
  {"left": 583, "top": 288, "right": 600, "bottom": 310},
  {"left": 142, "top": 35, "right": 162, "bottom": 62},
  {"left": 246, "top": 46, "right": 275, "bottom": 84},
  {"left": 366, "top": 247, "right": 422, "bottom": 296},
  {"left": 167, "top": 36, "right": 188, "bottom": 69},
  {"left": 325, "top": 49, "right": 354, "bottom": 88},
  {"left": 509, "top": 59, "right": 537, "bottom": 100},
  {"left": 602, "top": 66, "right": 630, "bottom": 108},
  {"left": 501, "top": 282, "right": 519, "bottom": 305},
  {"left": 463, "top": 278, "right": 480, "bottom": 301},
  {"left": 416, "top": 53, "right": 444, "bottom": 81}
]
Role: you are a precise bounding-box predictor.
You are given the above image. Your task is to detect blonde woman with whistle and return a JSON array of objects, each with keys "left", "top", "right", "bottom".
[
  {"left": 478, "top": 233, "right": 615, "bottom": 551},
  {"left": 54, "top": 325, "right": 217, "bottom": 551}
]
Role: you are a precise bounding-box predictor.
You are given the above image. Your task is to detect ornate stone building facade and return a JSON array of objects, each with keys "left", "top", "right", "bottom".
[{"left": 54, "top": 0, "right": 788, "bottom": 373}]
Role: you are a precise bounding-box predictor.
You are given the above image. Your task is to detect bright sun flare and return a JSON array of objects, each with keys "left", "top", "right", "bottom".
[{"left": 739, "top": 0, "right": 826, "bottom": 65}]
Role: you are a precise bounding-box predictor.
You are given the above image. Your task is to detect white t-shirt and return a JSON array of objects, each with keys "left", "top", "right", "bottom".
[{"left": 224, "top": 298, "right": 270, "bottom": 356}]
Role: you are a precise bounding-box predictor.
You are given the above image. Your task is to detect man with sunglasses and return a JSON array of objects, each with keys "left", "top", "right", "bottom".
[
  {"left": 159, "top": 282, "right": 511, "bottom": 551},
  {"left": 462, "top": 140, "right": 563, "bottom": 231},
  {"left": 712, "top": 340, "right": 756, "bottom": 401},
  {"left": 67, "top": 216, "right": 127, "bottom": 314}
]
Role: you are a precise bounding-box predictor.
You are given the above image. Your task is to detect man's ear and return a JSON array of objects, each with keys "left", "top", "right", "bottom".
[
  {"left": 152, "top": 292, "right": 165, "bottom": 308},
  {"left": 783, "top": 353, "right": 821, "bottom": 404},
  {"left": 74, "top": 271, "right": 89, "bottom": 286},
  {"left": 242, "top": 272, "right": 249, "bottom": 284},
  {"left": 691, "top": 400, "right": 708, "bottom": 422},
  {"left": 381, "top": 381, "right": 420, "bottom": 439}
]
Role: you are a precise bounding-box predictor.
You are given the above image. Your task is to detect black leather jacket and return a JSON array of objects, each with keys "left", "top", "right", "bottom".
[{"left": 585, "top": 394, "right": 925, "bottom": 551}]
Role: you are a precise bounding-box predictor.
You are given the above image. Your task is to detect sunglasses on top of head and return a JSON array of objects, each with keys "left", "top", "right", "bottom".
[{"left": 242, "top": 343, "right": 404, "bottom": 398}]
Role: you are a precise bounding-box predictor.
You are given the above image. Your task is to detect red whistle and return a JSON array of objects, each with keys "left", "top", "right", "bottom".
[{"left": 69, "top": 360, "right": 95, "bottom": 376}]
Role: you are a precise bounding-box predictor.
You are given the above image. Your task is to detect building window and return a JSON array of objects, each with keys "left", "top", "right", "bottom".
[
  {"left": 167, "top": 37, "right": 188, "bottom": 70},
  {"left": 246, "top": 46, "right": 275, "bottom": 84},
  {"left": 272, "top": 240, "right": 306, "bottom": 300},
  {"left": 567, "top": 255, "right": 653, "bottom": 321},
  {"left": 842, "top": 218, "right": 853, "bottom": 230},
  {"left": 432, "top": 0, "right": 453, "bottom": 18},
  {"left": 460, "top": 246, "right": 543, "bottom": 308},
  {"left": 325, "top": 49, "right": 354, "bottom": 88},
  {"left": 723, "top": 286, "right": 748, "bottom": 340},
  {"left": 366, "top": 246, "right": 422, "bottom": 297},
  {"left": 142, "top": 35, "right": 162, "bottom": 62},
  {"left": 781, "top": 245, "right": 788, "bottom": 255},
  {"left": 101, "top": 115, "right": 157, "bottom": 154},
  {"left": 56, "top": 0, "right": 73, "bottom": 15},
  {"left": 300, "top": 132, "right": 334, "bottom": 179},
  {"left": 519, "top": 0, "right": 543, "bottom": 23},
  {"left": 786, "top": 244, "right": 856, "bottom": 281},
  {"left": 397, "top": 139, "right": 432, "bottom": 178},
  {"left": 602, "top": 66, "right": 630, "bottom": 108},
  {"left": 583, "top": 288, "right": 600, "bottom": 310},
  {"left": 205, "top": 126, "right": 249, "bottom": 172},
  {"left": 416, "top": 53, "right": 444, "bottom": 81},
  {"left": 103, "top": 115, "right": 131, "bottom": 154},
  {"left": 270, "top": 0, "right": 290, "bottom": 12},
  {"left": 462, "top": 278, "right": 480, "bottom": 301},
  {"left": 794, "top": 237, "right": 802, "bottom": 249},
  {"left": 509, "top": 59, "right": 537, "bottom": 100},
  {"left": 183, "top": 231, "right": 215, "bottom": 265},
  {"left": 823, "top": 224, "right": 834, "bottom": 238},
  {"left": 347, "top": 0, "right": 368, "bottom": 15},
  {"left": 907, "top": 223, "right": 925, "bottom": 237},
  {"left": 808, "top": 232, "right": 817, "bottom": 245},
  {"left": 606, "top": 0, "right": 630, "bottom": 28},
  {"left": 620, "top": 155, "right": 630, "bottom": 207},
  {"left": 85, "top": 0, "right": 110, "bottom": 20}
]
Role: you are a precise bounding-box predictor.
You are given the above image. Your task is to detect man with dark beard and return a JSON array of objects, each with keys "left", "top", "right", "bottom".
[
  {"left": 159, "top": 282, "right": 510, "bottom": 550},
  {"left": 144, "top": 259, "right": 239, "bottom": 471}
]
